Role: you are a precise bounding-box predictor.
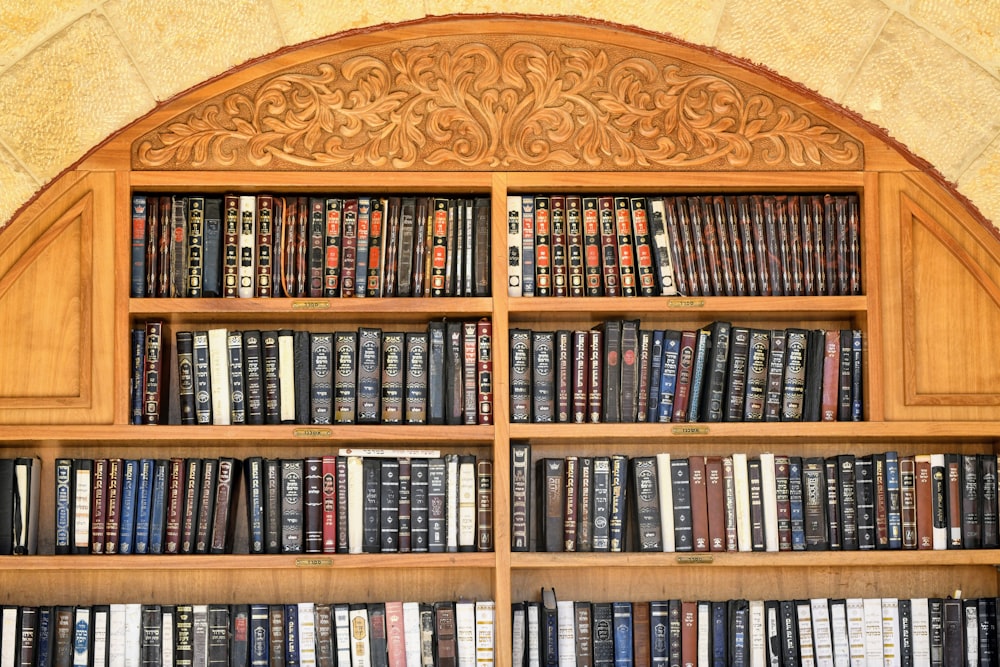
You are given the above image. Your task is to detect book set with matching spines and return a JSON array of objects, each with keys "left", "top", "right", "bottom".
[
  {"left": 130, "top": 194, "right": 491, "bottom": 299},
  {"left": 513, "top": 589, "right": 994, "bottom": 667},
  {"left": 52, "top": 451, "right": 493, "bottom": 556},
  {"left": 0, "top": 599, "right": 495, "bottom": 667},
  {"left": 244, "top": 452, "right": 493, "bottom": 555},
  {"left": 131, "top": 318, "right": 493, "bottom": 427},
  {"left": 509, "top": 319, "right": 863, "bottom": 424},
  {"left": 506, "top": 192, "right": 861, "bottom": 299},
  {"left": 510, "top": 444, "right": 1000, "bottom": 554}
]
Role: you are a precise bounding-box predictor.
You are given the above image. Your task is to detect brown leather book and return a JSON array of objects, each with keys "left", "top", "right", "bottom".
[
  {"left": 688, "top": 455, "right": 709, "bottom": 552},
  {"left": 705, "top": 456, "right": 727, "bottom": 552},
  {"left": 681, "top": 601, "right": 697, "bottom": 667},
  {"left": 632, "top": 601, "right": 651, "bottom": 667},
  {"left": 914, "top": 455, "right": 934, "bottom": 550}
]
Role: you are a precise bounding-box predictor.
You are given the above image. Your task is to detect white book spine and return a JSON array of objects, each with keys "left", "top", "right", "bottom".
[
  {"left": 527, "top": 604, "right": 540, "bottom": 667},
  {"left": 298, "top": 603, "right": 317, "bottom": 667},
  {"left": 72, "top": 607, "right": 91, "bottom": 667},
  {"left": 964, "top": 602, "right": 979, "bottom": 667},
  {"left": 732, "top": 452, "right": 752, "bottom": 551},
  {"left": 749, "top": 600, "right": 766, "bottom": 667},
  {"left": 656, "top": 453, "right": 674, "bottom": 552},
  {"left": 506, "top": 196, "right": 523, "bottom": 297},
  {"left": 124, "top": 603, "right": 142, "bottom": 667},
  {"left": 458, "top": 459, "right": 477, "bottom": 550},
  {"left": 908, "top": 598, "right": 930, "bottom": 665},
  {"left": 108, "top": 604, "right": 127, "bottom": 667},
  {"left": 348, "top": 606, "right": 371, "bottom": 667},
  {"left": 446, "top": 455, "right": 460, "bottom": 552},
  {"left": 403, "top": 602, "right": 423, "bottom": 667},
  {"left": 277, "top": 331, "right": 296, "bottom": 422},
  {"left": 697, "top": 602, "right": 711, "bottom": 666},
  {"left": 333, "top": 604, "right": 352, "bottom": 667},
  {"left": 92, "top": 608, "right": 109, "bottom": 667},
  {"left": 208, "top": 328, "right": 232, "bottom": 425},
  {"left": 861, "top": 598, "right": 883, "bottom": 665},
  {"left": 810, "top": 599, "right": 834, "bottom": 667},
  {"left": 0, "top": 607, "right": 17, "bottom": 667},
  {"left": 475, "top": 600, "right": 495, "bottom": 667},
  {"left": 556, "top": 600, "right": 576, "bottom": 667},
  {"left": 161, "top": 607, "right": 175, "bottom": 667},
  {"left": 73, "top": 467, "right": 91, "bottom": 551},
  {"left": 238, "top": 195, "right": 256, "bottom": 298},
  {"left": 647, "top": 196, "right": 678, "bottom": 296},
  {"left": 760, "top": 452, "right": 779, "bottom": 552},
  {"left": 455, "top": 600, "right": 477, "bottom": 667},
  {"left": 828, "top": 600, "right": 850, "bottom": 667},
  {"left": 880, "top": 598, "right": 900, "bottom": 667},
  {"left": 795, "top": 601, "right": 815, "bottom": 667},
  {"left": 347, "top": 456, "right": 364, "bottom": 554},
  {"left": 844, "top": 598, "right": 866, "bottom": 667}
]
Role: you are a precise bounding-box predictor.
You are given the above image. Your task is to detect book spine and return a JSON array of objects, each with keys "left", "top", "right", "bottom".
[{"left": 323, "top": 198, "right": 343, "bottom": 297}]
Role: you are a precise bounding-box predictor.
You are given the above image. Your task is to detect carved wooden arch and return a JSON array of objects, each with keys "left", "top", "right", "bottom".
[{"left": 130, "top": 15, "right": 866, "bottom": 173}]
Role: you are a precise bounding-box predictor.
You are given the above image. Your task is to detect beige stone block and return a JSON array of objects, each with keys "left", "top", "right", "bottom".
[
  {"left": 957, "top": 138, "right": 1000, "bottom": 232},
  {"left": 417, "top": 1, "right": 726, "bottom": 46},
  {"left": 0, "top": 146, "right": 42, "bottom": 229},
  {"left": 0, "top": 13, "right": 155, "bottom": 182},
  {"left": 909, "top": 0, "right": 1000, "bottom": 75},
  {"left": 841, "top": 14, "right": 1000, "bottom": 179},
  {"left": 103, "top": 0, "right": 284, "bottom": 101},
  {"left": 715, "top": 0, "right": 890, "bottom": 101},
  {"left": 270, "top": 0, "right": 425, "bottom": 46},
  {"left": 0, "top": 0, "right": 92, "bottom": 67}
]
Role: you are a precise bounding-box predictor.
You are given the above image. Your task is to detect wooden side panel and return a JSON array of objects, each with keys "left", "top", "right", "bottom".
[
  {"left": 0, "top": 171, "right": 116, "bottom": 424},
  {"left": 879, "top": 172, "right": 1000, "bottom": 420}
]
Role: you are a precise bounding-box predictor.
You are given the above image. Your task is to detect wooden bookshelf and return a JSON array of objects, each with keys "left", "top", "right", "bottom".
[{"left": 1, "top": 14, "right": 999, "bottom": 664}]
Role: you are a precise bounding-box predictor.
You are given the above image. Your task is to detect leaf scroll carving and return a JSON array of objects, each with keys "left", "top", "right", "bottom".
[{"left": 133, "top": 36, "right": 862, "bottom": 171}]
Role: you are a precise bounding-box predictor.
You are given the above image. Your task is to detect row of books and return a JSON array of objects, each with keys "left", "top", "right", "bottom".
[
  {"left": 505, "top": 193, "right": 862, "bottom": 299},
  {"left": 0, "top": 457, "right": 40, "bottom": 555},
  {"left": 55, "top": 457, "right": 241, "bottom": 555},
  {"left": 243, "top": 453, "right": 493, "bottom": 555},
  {"left": 131, "top": 319, "right": 494, "bottom": 426},
  {"left": 129, "top": 194, "right": 491, "bottom": 300},
  {"left": 511, "top": 445, "right": 1000, "bottom": 553},
  {"left": 54, "top": 452, "right": 494, "bottom": 556},
  {"left": 1, "top": 599, "right": 495, "bottom": 667},
  {"left": 509, "top": 320, "right": 863, "bottom": 424},
  {"left": 515, "top": 589, "right": 993, "bottom": 667}
]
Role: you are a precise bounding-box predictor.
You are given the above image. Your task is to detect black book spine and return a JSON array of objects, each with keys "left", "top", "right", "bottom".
[
  {"left": 280, "top": 459, "right": 304, "bottom": 553},
  {"left": 538, "top": 458, "right": 565, "bottom": 552},
  {"left": 510, "top": 443, "right": 532, "bottom": 553},
  {"left": 444, "top": 321, "right": 464, "bottom": 425},
  {"left": 619, "top": 320, "right": 640, "bottom": 423},
  {"left": 293, "top": 330, "right": 311, "bottom": 424},
  {"left": 362, "top": 457, "right": 382, "bottom": 553},
  {"left": 242, "top": 330, "right": 264, "bottom": 425},
  {"left": 357, "top": 327, "right": 383, "bottom": 424},
  {"left": 380, "top": 332, "right": 405, "bottom": 425},
  {"left": 333, "top": 332, "right": 357, "bottom": 424},
  {"left": 262, "top": 331, "right": 281, "bottom": 424},
  {"left": 509, "top": 328, "right": 532, "bottom": 423},
  {"left": 310, "top": 333, "right": 333, "bottom": 426},
  {"left": 427, "top": 321, "right": 446, "bottom": 425},
  {"left": 599, "top": 320, "right": 622, "bottom": 423},
  {"left": 410, "top": 458, "right": 429, "bottom": 553},
  {"left": 703, "top": 320, "right": 731, "bottom": 422},
  {"left": 531, "top": 331, "right": 556, "bottom": 423},
  {"left": 303, "top": 456, "right": 324, "bottom": 553},
  {"left": 404, "top": 332, "right": 429, "bottom": 425},
  {"left": 176, "top": 331, "right": 196, "bottom": 425}
]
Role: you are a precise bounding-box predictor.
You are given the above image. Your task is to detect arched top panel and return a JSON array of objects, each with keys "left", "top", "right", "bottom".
[{"left": 129, "top": 16, "right": 866, "bottom": 173}]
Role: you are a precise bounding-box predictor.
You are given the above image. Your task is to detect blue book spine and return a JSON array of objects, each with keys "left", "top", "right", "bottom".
[
  {"left": 118, "top": 459, "right": 138, "bottom": 554},
  {"left": 885, "top": 451, "right": 902, "bottom": 549},
  {"left": 55, "top": 458, "right": 73, "bottom": 554},
  {"left": 72, "top": 608, "right": 90, "bottom": 667},
  {"left": 354, "top": 197, "right": 371, "bottom": 297},
  {"left": 647, "top": 330, "right": 664, "bottom": 423},
  {"left": 130, "top": 328, "right": 146, "bottom": 425},
  {"left": 284, "top": 603, "right": 300, "bottom": 667},
  {"left": 711, "top": 602, "right": 728, "bottom": 667},
  {"left": 686, "top": 328, "right": 711, "bottom": 422},
  {"left": 245, "top": 458, "right": 265, "bottom": 554},
  {"left": 37, "top": 606, "right": 52, "bottom": 667},
  {"left": 249, "top": 604, "right": 270, "bottom": 667},
  {"left": 612, "top": 601, "right": 633, "bottom": 667},
  {"left": 130, "top": 194, "right": 147, "bottom": 298},
  {"left": 148, "top": 460, "right": 168, "bottom": 554},
  {"left": 789, "top": 457, "right": 806, "bottom": 550},
  {"left": 851, "top": 330, "right": 863, "bottom": 421},
  {"left": 657, "top": 331, "right": 680, "bottom": 422},
  {"left": 133, "top": 458, "right": 154, "bottom": 553},
  {"left": 650, "top": 601, "right": 670, "bottom": 666}
]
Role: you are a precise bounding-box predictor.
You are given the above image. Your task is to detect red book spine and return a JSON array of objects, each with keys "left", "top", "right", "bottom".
[
  {"left": 915, "top": 456, "right": 933, "bottom": 550},
  {"left": 430, "top": 198, "right": 450, "bottom": 296},
  {"left": 534, "top": 196, "right": 552, "bottom": 296},
  {"left": 256, "top": 195, "right": 275, "bottom": 297},
  {"left": 476, "top": 318, "right": 493, "bottom": 426},
  {"left": 572, "top": 330, "right": 589, "bottom": 424},
  {"left": 629, "top": 196, "right": 657, "bottom": 296},
  {"left": 821, "top": 329, "right": 840, "bottom": 421},
  {"left": 689, "top": 455, "right": 709, "bottom": 552},
  {"left": 340, "top": 199, "right": 358, "bottom": 297},
  {"left": 705, "top": 456, "right": 726, "bottom": 552},
  {"left": 90, "top": 458, "right": 107, "bottom": 554},
  {"left": 366, "top": 198, "right": 385, "bottom": 297},
  {"left": 322, "top": 455, "right": 337, "bottom": 553},
  {"left": 670, "top": 331, "right": 697, "bottom": 422},
  {"left": 104, "top": 458, "right": 122, "bottom": 554},
  {"left": 565, "top": 195, "right": 585, "bottom": 297},
  {"left": 582, "top": 197, "right": 603, "bottom": 296},
  {"left": 164, "top": 457, "right": 184, "bottom": 554}
]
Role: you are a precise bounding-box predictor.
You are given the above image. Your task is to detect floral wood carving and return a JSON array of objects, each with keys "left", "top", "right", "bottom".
[{"left": 133, "top": 36, "right": 863, "bottom": 171}]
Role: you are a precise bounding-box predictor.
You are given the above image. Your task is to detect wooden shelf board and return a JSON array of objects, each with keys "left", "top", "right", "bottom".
[
  {"left": 511, "top": 550, "right": 1000, "bottom": 568},
  {"left": 129, "top": 297, "right": 493, "bottom": 320},
  {"left": 0, "top": 553, "right": 497, "bottom": 571},
  {"left": 507, "top": 295, "right": 868, "bottom": 317}
]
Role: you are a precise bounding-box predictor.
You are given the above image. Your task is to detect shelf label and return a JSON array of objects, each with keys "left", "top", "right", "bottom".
[
  {"left": 671, "top": 426, "right": 710, "bottom": 436},
  {"left": 291, "top": 300, "right": 331, "bottom": 310},
  {"left": 676, "top": 555, "right": 714, "bottom": 564},
  {"left": 667, "top": 298, "right": 706, "bottom": 309},
  {"left": 293, "top": 428, "right": 333, "bottom": 438},
  {"left": 296, "top": 558, "right": 333, "bottom": 568}
]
